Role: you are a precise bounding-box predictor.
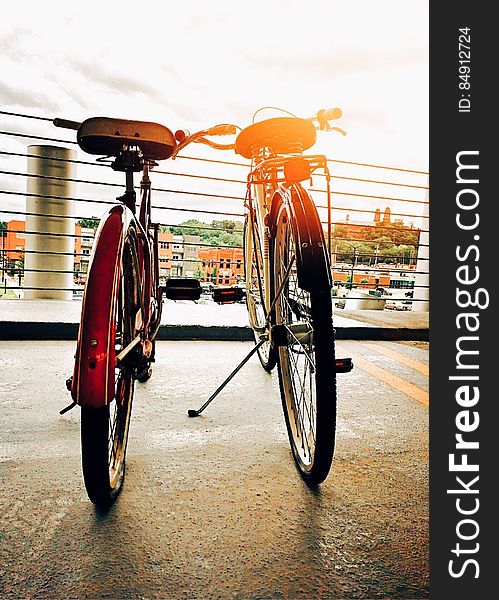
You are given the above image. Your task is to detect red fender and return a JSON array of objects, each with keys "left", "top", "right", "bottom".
[{"left": 71, "top": 205, "right": 135, "bottom": 407}]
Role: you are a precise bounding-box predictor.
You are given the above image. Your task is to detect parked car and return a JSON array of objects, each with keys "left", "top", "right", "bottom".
[
  {"left": 385, "top": 300, "right": 412, "bottom": 311},
  {"left": 200, "top": 282, "right": 214, "bottom": 294}
]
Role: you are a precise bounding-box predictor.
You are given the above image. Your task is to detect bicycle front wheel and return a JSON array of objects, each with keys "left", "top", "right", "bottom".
[
  {"left": 273, "top": 204, "right": 337, "bottom": 484},
  {"left": 244, "top": 215, "right": 277, "bottom": 371},
  {"left": 81, "top": 232, "right": 139, "bottom": 506}
]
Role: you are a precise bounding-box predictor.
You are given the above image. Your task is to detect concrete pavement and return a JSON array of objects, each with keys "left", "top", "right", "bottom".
[{"left": 0, "top": 339, "right": 428, "bottom": 599}]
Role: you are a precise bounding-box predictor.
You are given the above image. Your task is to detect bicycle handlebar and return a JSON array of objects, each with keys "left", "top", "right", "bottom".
[
  {"left": 53, "top": 118, "right": 81, "bottom": 130},
  {"left": 320, "top": 108, "right": 342, "bottom": 122},
  {"left": 206, "top": 124, "right": 237, "bottom": 136},
  {"left": 172, "top": 124, "right": 237, "bottom": 158},
  {"left": 308, "top": 108, "right": 344, "bottom": 131}
]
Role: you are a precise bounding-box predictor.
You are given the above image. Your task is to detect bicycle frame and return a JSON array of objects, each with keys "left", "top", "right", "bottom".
[{"left": 70, "top": 159, "right": 159, "bottom": 408}]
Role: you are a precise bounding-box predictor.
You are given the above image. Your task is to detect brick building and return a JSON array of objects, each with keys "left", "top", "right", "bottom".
[
  {"left": 74, "top": 224, "right": 96, "bottom": 279},
  {"left": 199, "top": 247, "right": 244, "bottom": 285},
  {"left": 2, "top": 219, "right": 239, "bottom": 286},
  {"left": 332, "top": 269, "right": 391, "bottom": 289},
  {"left": 158, "top": 231, "right": 174, "bottom": 281},
  {"left": 4, "top": 220, "right": 25, "bottom": 262}
]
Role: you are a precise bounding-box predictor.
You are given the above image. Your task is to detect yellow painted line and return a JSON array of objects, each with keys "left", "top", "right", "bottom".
[
  {"left": 349, "top": 353, "right": 429, "bottom": 408},
  {"left": 360, "top": 341, "right": 429, "bottom": 376}
]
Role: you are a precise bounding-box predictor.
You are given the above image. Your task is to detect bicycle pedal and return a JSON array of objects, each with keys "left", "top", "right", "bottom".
[
  {"left": 335, "top": 357, "right": 353, "bottom": 373},
  {"left": 212, "top": 286, "right": 245, "bottom": 304},
  {"left": 163, "top": 278, "right": 201, "bottom": 301}
]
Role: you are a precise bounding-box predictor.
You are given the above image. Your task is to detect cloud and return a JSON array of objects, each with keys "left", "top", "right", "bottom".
[{"left": 240, "top": 48, "right": 428, "bottom": 79}]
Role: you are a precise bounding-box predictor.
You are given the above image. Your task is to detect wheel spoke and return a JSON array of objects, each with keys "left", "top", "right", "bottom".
[{"left": 244, "top": 215, "right": 275, "bottom": 370}]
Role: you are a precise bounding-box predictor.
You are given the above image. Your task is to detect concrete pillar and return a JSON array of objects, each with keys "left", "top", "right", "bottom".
[
  {"left": 412, "top": 177, "right": 429, "bottom": 312},
  {"left": 24, "top": 145, "right": 76, "bottom": 300}
]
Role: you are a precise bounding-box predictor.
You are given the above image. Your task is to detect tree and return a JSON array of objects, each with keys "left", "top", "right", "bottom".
[
  {"left": 77, "top": 216, "right": 100, "bottom": 229},
  {"left": 330, "top": 211, "right": 420, "bottom": 270},
  {"left": 345, "top": 274, "right": 357, "bottom": 290},
  {"left": 164, "top": 219, "right": 243, "bottom": 247}
]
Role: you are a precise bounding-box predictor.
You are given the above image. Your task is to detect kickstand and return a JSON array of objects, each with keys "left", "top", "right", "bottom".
[{"left": 188, "top": 339, "right": 266, "bottom": 417}]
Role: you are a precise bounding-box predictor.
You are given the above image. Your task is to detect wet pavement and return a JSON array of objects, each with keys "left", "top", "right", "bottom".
[{"left": 0, "top": 339, "right": 428, "bottom": 599}]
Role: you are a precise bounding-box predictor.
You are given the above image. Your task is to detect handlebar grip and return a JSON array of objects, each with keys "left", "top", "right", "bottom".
[
  {"left": 320, "top": 108, "right": 342, "bottom": 121},
  {"left": 206, "top": 124, "right": 237, "bottom": 136},
  {"left": 53, "top": 118, "right": 81, "bottom": 130},
  {"left": 175, "top": 129, "right": 190, "bottom": 143}
]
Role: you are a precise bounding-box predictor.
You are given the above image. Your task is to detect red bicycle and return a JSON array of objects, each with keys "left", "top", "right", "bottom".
[{"left": 55, "top": 116, "right": 234, "bottom": 506}]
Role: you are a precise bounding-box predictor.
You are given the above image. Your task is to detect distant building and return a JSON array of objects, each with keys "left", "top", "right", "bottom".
[
  {"left": 199, "top": 247, "right": 244, "bottom": 285},
  {"left": 74, "top": 225, "right": 95, "bottom": 278},
  {"left": 4, "top": 219, "right": 25, "bottom": 262},
  {"left": 332, "top": 268, "right": 391, "bottom": 289},
  {"left": 169, "top": 234, "right": 201, "bottom": 277},
  {"left": 158, "top": 231, "right": 174, "bottom": 280},
  {"left": 382, "top": 206, "right": 392, "bottom": 225},
  {"left": 334, "top": 206, "right": 420, "bottom": 250},
  {"left": 182, "top": 235, "right": 201, "bottom": 277},
  {"left": 338, "top": 205, "right": 393, "bottom": 237},
  {"left": 2, "top": 220, "right": 240, "bottom": 285}
]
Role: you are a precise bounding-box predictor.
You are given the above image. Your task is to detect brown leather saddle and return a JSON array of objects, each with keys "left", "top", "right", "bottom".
[{"left": 77, "top": 117, "right": 176, "bottom": 161}]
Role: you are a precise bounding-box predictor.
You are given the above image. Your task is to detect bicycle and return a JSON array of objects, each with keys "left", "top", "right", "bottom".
[
  {"left": 184, "top": 108, "right": 353, "bottom": 485},
  {"left": 55, "top": 116, "right": 234, "bottom": 506}
]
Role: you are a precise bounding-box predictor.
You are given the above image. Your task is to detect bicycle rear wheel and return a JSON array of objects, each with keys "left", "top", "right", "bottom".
[
  {"left": 81, "top": 232, "right": 139, "bottom": 506},
  {"left": 273, "top": 204, "right": 337, "bottom": 484},
  {"left": 244, "top": 215, "right": 277, "bottom": 371}
]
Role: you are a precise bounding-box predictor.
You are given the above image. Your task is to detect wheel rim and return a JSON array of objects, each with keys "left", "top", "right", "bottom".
[
  {"left": 274, "top": 213, "right": 318, "bottom": 471},
  {"left": 108, "top": 236, "right": 137, "bottom": 492},
  {"left": 244, "top": 217, "right": 272, "bottom": 365}
]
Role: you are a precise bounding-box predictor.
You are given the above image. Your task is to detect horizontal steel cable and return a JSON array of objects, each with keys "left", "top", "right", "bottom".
[
  {"left": 0, "top": 110, "right": 428, "bottom": 174},
  {"left": 0, "top": 190, "right": 245, "bottom": 218},
  {"left": 1, "top": 149, "right": 428, "bottom": 190}
]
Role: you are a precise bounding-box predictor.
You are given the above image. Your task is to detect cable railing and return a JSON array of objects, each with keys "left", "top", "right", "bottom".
[{"left": 0, "top": 110, "right": 429, "bottom": 309}]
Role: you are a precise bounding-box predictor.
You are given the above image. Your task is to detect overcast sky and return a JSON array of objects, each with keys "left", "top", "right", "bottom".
[{"left": 1, "top": 0, "right": 428, "bottom": 224}]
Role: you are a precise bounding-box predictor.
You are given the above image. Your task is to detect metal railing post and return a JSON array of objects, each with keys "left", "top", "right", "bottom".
[
  {"left": 24, "top": 145, "right": 76, "bottom": 300},
  {"left": 412, "top": 177, "right": 429, "bottom": 311}
]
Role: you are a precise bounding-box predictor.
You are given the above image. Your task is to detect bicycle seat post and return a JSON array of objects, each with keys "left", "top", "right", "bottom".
[{"left": 112, "top": 147, "right": 142, "bottom": 215}]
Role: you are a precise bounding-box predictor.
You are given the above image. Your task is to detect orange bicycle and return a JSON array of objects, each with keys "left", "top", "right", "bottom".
[{"left": 185, "top": 108, "right": 353, "bottom": 484}]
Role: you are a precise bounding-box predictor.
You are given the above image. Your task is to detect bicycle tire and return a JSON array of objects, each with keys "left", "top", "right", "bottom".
[
  {"left": 273, "top": 200, "right": 337, "bottom": 484},
  {"left": 243, "top": 215, "right": 277, "bottom": 372},
  {"left": 81, "top": 230, "right": 139, "bottom": 506}
]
